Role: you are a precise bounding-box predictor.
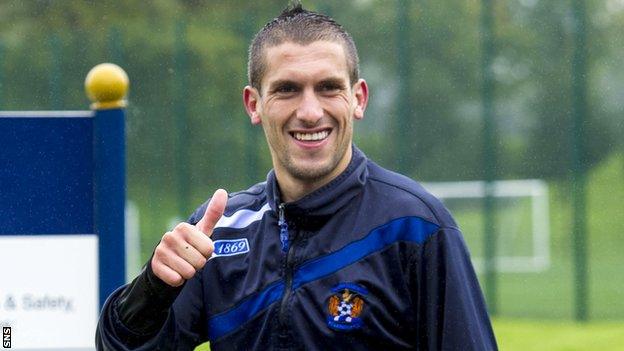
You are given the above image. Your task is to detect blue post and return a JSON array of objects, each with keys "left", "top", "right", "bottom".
[
  {"left": 94, "top": 107, "right": 126, "bottom": 306},
  {"left": 86, "top": 63, "right": 129, "bottom": 307}
]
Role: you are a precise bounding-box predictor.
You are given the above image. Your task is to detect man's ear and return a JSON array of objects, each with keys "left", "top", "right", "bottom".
[
  {"left": 243, "top": 86, "right": 262, "bottom": 125},
  {"left": 352, "top": 79, "right": 369, "bottom": 120}
]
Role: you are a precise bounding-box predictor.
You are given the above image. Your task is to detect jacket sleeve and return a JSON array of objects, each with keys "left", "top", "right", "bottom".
[
  {"left": 95, "top": 261, "right": 207, "bottom": 350},
  {"left": 96, "top": 205, "right": 212, "bottom": 350},
  {"left": 412, "top": 226, "right": 498, "bottom": 350}
]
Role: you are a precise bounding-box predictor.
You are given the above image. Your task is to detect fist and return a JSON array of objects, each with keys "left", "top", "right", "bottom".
[{"left": 151, "top": 189, "right": 228, "bottom": 287}]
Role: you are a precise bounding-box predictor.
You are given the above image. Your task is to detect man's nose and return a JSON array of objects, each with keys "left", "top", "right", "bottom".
[{"left": 295, "top": 89, "right": 323, "bottom": 124}]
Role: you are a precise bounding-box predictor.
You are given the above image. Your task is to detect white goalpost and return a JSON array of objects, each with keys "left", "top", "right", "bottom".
[{"left": 422, "top": 179, "right": 550, "bottom": 273}]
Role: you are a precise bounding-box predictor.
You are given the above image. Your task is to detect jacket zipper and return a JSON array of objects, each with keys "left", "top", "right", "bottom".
[
  {"left": 278, "top": 203, "right": 296, "bottom": 330},
  {"left": 278, "top": 203, "right": 289, "bottom": 253}
]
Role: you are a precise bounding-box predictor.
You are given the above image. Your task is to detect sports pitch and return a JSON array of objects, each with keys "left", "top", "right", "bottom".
[{"left": 193, "top": 318, "right": 624, "bottom": 351}]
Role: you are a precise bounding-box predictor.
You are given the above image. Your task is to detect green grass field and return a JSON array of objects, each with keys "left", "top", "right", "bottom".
[
  {"left": 193, "top": 319, "right": 624, "bottom": 350},
  {"left": 494, "top": 318, "right": 624, "bottom": 350}
]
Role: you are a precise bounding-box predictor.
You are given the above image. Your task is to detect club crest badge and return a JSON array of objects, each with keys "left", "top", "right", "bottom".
[{"left": 326, "top": 282, "right": 368, "bottom": 331}]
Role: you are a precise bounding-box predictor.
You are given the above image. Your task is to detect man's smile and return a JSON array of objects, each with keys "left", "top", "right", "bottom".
[
  {"left": 292, "top": 130, "right": 331, "bottom": 141},
  {"left": 289, "top": 128, "right": 333, "bottom": 147}
]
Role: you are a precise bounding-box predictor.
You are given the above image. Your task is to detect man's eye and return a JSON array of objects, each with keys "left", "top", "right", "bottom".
[
  {"left": 276, "top": 85, "right": 297, "bottom": 93},
  {"left": 319, "top": 83, "right": 341, "bottom": 92}
]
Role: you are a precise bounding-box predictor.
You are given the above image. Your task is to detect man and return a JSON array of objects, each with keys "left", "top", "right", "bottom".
[{"left": 96, "top": 4, "right": 497, "bottom": 350}]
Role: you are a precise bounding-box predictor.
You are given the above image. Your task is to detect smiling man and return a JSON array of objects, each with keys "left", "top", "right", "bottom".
[
  {"left": 96, "top": 4, "right": 497, "bottom": 350},
  {"left": 244, "top": 39, "right": 367, "bottom": 202}
]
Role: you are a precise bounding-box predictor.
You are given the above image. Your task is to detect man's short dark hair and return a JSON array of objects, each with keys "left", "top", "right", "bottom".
[{"left": 248, "top": 2, "right": 360, "bottom": 92}]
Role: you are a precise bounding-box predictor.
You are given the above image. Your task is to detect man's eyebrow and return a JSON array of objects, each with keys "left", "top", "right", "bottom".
[
  {"left": 316, "top": 77, "right": 347, "bottom": 88},
  {"left": 267, "top": 77, "right": 348, "bottom": 92}
]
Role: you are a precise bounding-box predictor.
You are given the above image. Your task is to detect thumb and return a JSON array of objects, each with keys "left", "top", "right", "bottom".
[{"left": 196, "top": 189, "right": 228, "bottom": 235}]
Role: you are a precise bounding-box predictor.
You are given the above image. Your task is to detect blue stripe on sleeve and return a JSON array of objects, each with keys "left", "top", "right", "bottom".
[
  {"left": 207, "top": 280, "right": 285, "bottom": 340},
  {"left": 206, "top": 216, "right": 439, "bottom": 341},
  {"left": 292, "top": 216, "right": 439, "bottom": 289}
]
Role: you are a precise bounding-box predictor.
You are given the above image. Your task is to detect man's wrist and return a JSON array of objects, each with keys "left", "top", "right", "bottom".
[
  {"left": 115, "top": 259, "right": 184, "bottom": 335},
  {"left": 145, "top": 260, "right": 186, "bottom": 302}
]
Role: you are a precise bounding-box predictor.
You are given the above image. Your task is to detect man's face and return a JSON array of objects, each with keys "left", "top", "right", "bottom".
[{"left": 244, "top": 41, "right": 368, "bottom": 193}]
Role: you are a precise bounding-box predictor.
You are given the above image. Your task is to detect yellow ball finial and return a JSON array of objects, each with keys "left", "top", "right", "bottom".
[{"left": 85, "top": 63, "right": 129, "bottom": 110}]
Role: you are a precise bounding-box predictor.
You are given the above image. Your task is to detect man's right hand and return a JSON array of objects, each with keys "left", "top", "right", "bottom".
[{"left": 151, "top": 189, "right": 228, "bottom": 287}]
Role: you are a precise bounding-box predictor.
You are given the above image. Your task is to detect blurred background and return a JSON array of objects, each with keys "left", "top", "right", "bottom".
[{"left": 0, "top": 0, "right": 622, "bottom": 349}]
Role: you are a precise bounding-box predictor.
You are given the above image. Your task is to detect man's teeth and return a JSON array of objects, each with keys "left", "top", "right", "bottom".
[{"left": 294, "top": 131, "right": 329, "bottom": 141}]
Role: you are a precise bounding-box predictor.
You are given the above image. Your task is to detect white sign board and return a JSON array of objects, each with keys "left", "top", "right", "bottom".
[{"left": 0, "top": 235, "right": 98, "bottom": 350}]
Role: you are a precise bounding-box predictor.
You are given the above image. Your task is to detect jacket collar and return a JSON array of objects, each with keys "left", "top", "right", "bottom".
[{"left": 266, "top": 145, "right": 368, "bottom": 225}]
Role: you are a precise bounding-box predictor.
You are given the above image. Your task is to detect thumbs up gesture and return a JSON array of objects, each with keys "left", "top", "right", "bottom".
[{"left": 151, "top": 189, "right": 228, "bottom": 287}]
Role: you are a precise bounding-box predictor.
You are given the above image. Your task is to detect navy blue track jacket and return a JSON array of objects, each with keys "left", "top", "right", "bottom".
[{"left": 96, "top": 146, "right": 497, "bottom": 350}]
